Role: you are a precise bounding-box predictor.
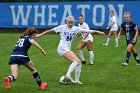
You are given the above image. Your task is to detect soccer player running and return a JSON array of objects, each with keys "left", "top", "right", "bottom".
[
  {"left": 118, "top": 12, "right": 140, "bottom": 66},
  {"left": 36, "top": 16, "right": 105, "bottom": 84},
  {"left": 76, "top": 14, "right": 94, "bottom": 65},
  {"left": 103, "top": 10, "right": 119, "bottom": 47},
  {"left": 4, "top": 28, "right": 47, "bottom": 90}
]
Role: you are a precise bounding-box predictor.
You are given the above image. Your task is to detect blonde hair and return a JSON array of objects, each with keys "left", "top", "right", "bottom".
[
  {"left": 67, "top": 16, "right": 74, "bottom": 21},
  {"left": 124, "top": 12, "right": 131, "bottom": 16}
]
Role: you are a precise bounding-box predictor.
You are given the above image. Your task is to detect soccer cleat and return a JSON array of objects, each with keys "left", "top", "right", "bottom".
[
  {"left": 122, "top": 63, "right": 128, "bottom": 66},
  {"left": 89, "top": 63, "right": 94, "bottom": 65},
  {"left": 115, "top": 45, "right": 119, "bottom": 48},
  {"left": 72, "top": 81, "right": 83, "bottom": 85},
  {"left": 76, "top": 81, "right": 83, "bottom": 85},
  {"left": 102, "top": 43, "right": 108, "bottom": 46},
  {"left": 82, "top": 61, "right": 86, "bottom": 64},
  {"left": 40, "top": 82, "right": 47, "bottom": 90},
  {"left": 136, "top": 63, "right": 140, "bottom": 66},
  {"left": 4, "top": 77, "right": 10, "bottom": 89}
]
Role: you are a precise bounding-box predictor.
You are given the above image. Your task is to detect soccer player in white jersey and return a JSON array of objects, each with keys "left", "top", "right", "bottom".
[
  {"left": 76, "top": 14, "right": 94, "bottom": 65},
  {"left": 36, "top": 16, "right": 105, "bottom": 84},
  {"left": 103, "top": 10, "right": 119, "bottom": 47}
]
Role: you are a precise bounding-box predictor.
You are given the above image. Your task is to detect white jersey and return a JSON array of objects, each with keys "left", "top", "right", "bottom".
[
  {"left": 110, "top": 15, "right": 118, "bottom": 31},
  {"left": 53, "top": 25, "right": 83, "bottom": 50},
  {"left": 78, "top": 22, "right": 93, "bottom": 42}
]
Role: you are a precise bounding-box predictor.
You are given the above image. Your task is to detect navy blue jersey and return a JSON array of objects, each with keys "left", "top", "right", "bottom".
[
  {"left": 11, "top": 35, "right": 33, "bottom": 57},
  {"left": 121, "top": 21, "right": 137, "bottom": 40}
]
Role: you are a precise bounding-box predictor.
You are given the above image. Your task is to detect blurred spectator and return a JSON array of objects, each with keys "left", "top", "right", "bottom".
[{"left": 1, "top": 0, "right": 138, "bottom": 2}]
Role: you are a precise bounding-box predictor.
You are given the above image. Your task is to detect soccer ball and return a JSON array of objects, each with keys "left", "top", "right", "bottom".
[{"left": 59, "top": 76, "right": 69, "bottom": 85}]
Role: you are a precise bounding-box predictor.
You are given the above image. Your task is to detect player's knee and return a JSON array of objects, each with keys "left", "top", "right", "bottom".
[
  {"left": 73, "top": 59, "right": 81, "bottom": 65},
  {"left": 77, "top": 60, "right": 82, "bottom": 65},
  {"left": 127, "top": 48, "right": 131, "bottom": 52}
]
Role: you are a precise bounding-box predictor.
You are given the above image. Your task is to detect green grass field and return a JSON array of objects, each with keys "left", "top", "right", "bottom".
[{"left": 0, "top": 33, "right": 140, "bottom": 93}]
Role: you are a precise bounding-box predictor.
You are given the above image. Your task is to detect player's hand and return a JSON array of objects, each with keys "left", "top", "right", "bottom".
[
  {"left": 101, "top": 32, "right": 105, "bottom": 35},
  {"left": 132, "top": 38, "right": 136, "bottom": 43},
  {"left": 41, "top": 49, "right": 46, "bottom": 56}
]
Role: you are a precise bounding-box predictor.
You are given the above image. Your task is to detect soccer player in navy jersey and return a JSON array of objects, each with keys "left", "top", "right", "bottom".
[
  {"left": 118, "top": 12, "right": 140, "bottom": 66},
  {"left": 4, "top": 27, "right": 47, "bottom": 90}
]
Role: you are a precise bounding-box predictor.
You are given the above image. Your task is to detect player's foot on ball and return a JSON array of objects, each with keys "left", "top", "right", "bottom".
[
  {"left": 82, "top": 61, "right": 86, "bottom": 64},
  {"left": 122, "top": 63, "right": 128, "bottom": 66},
  {"left": 64, "top": 75, "right": 74, "bottom": 83},
  {"left": 102, "top": 43, "right": 108, "bottom": 46},
  {"left": 4, "top": 77, "right": 10, "bottom": 89},
  {"left": 40, "top": 82, "right": 47, "bottom": 90}
]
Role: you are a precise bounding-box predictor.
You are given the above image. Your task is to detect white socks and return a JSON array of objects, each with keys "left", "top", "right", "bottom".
[
  {"left": 77, "top": 50, "right": 85, "bottom": 61},
  {"left": 106, "top": 38, "right": 110, "bottom": 45},
  {"left": 66, "top": 61, "right": 78, "bottom": 77},
  {"left": 75, "top": 64, "right": 82, "bottom": 82},
  {"left": 115, "top": 38, "right": 118, "bottom": 46},
  {"left": 78, "top": 50, "right": 94, "bottom": 64},
  {"left": 106, "top": 38, "right": 119, "bottom": 46},
  {"left": 89, "top": 51, "right": 94, "bottom": 64}
]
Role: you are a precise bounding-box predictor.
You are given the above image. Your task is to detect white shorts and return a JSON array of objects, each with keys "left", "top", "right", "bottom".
[
  {"left": 57, "top": 46, "right": 70, "bottom": 57},
  {"left": 110, "top": 28, "right": 118, "bottom": 31},
  {"left": 84, "top": 37, "right": 93, "bottom": 43}
]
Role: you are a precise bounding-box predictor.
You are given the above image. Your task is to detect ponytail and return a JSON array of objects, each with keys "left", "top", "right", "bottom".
[{"left": 20, "top": 27, "right": 37, "bottom": 38}]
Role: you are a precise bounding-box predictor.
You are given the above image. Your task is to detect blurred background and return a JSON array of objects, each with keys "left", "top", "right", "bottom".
[{"left": 0, "top": 0, "right": 139, "bottom": 32}]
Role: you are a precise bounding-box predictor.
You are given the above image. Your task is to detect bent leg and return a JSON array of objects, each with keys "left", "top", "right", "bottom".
[
  {"left": 7, "top": 64, "right": 19, "bottom": 82},
  {"left": 113, "top": 31, "right": 119, "bottom": 47},
  {"left": 63, "top": 51, "right": 82, "bottom": 82},
  {"left": 126, "top": 44, "right": 133, "bottom": 64},
  {"left": 4, "top": 64, "right": 19, "bottom": 89},
  {"left": 86, "top": 41, "right": 94, "bottom": 64},
  {"left": 131, "top": 47, "right": 140, "bottom": 64},
  {"left": 103, "top": 31, "right": 112, "bottom": 46},
  {"left": 24, "top": 61, "right": 41, "bottom": 87},
  {"left": 77, "top": 41, "right": 86, "bottom": 62}
]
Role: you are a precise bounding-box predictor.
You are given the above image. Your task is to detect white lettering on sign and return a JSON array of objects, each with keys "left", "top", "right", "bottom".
[{"left": 10, "top": 4, "right": 124, "bottom": 28}]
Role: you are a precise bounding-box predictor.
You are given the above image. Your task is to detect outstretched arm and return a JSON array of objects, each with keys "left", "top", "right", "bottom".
[
  {"left": 35, "top": 29, "right": 55, "bottom": 38},
  {"left": 118, "top": 28, "right": 123, "bottom": 39},
  {"left": 80, "top": 29, "right": 105, "bottom": 35},
  {"left": 92, "top": 30, "right": 105, "bottom": 35},
  {"left": 29, "top": 39, "right": 46, "bottom": 56},
  {"left": 75, "top": 32, "right": 81, "bottom": 41}
]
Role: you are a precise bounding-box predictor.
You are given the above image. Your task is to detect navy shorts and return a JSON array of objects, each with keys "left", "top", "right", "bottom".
[
  {"left": 127, "top": 39, "right": 137, "bottom": 46},
  {"left": 8, "top": 56, "right": 30, "bottom": 65}
]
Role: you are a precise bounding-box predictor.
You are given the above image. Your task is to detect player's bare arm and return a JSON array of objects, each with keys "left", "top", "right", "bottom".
[
  {"left": 118, "top": 28, "right": 123, "bottom": 39},
  {"left": 29, "top": 39, "right": 46, "bottom": 56},
  {"left": 35, "top": 29, "right": 55, "bottom": 38},
  {"left": 133, "top": 26, "right": 139, "bottom": 43},
  {"left": 92, "top": 30, "right": 105, "bottom": 35}
]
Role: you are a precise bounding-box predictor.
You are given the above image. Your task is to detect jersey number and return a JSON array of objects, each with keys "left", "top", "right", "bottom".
[
  {"left": 16, "top": 39, "right": 25, "bottom": 47},
  {"left": 66, "top": 36, "right": 72, "bottom": 41}
]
